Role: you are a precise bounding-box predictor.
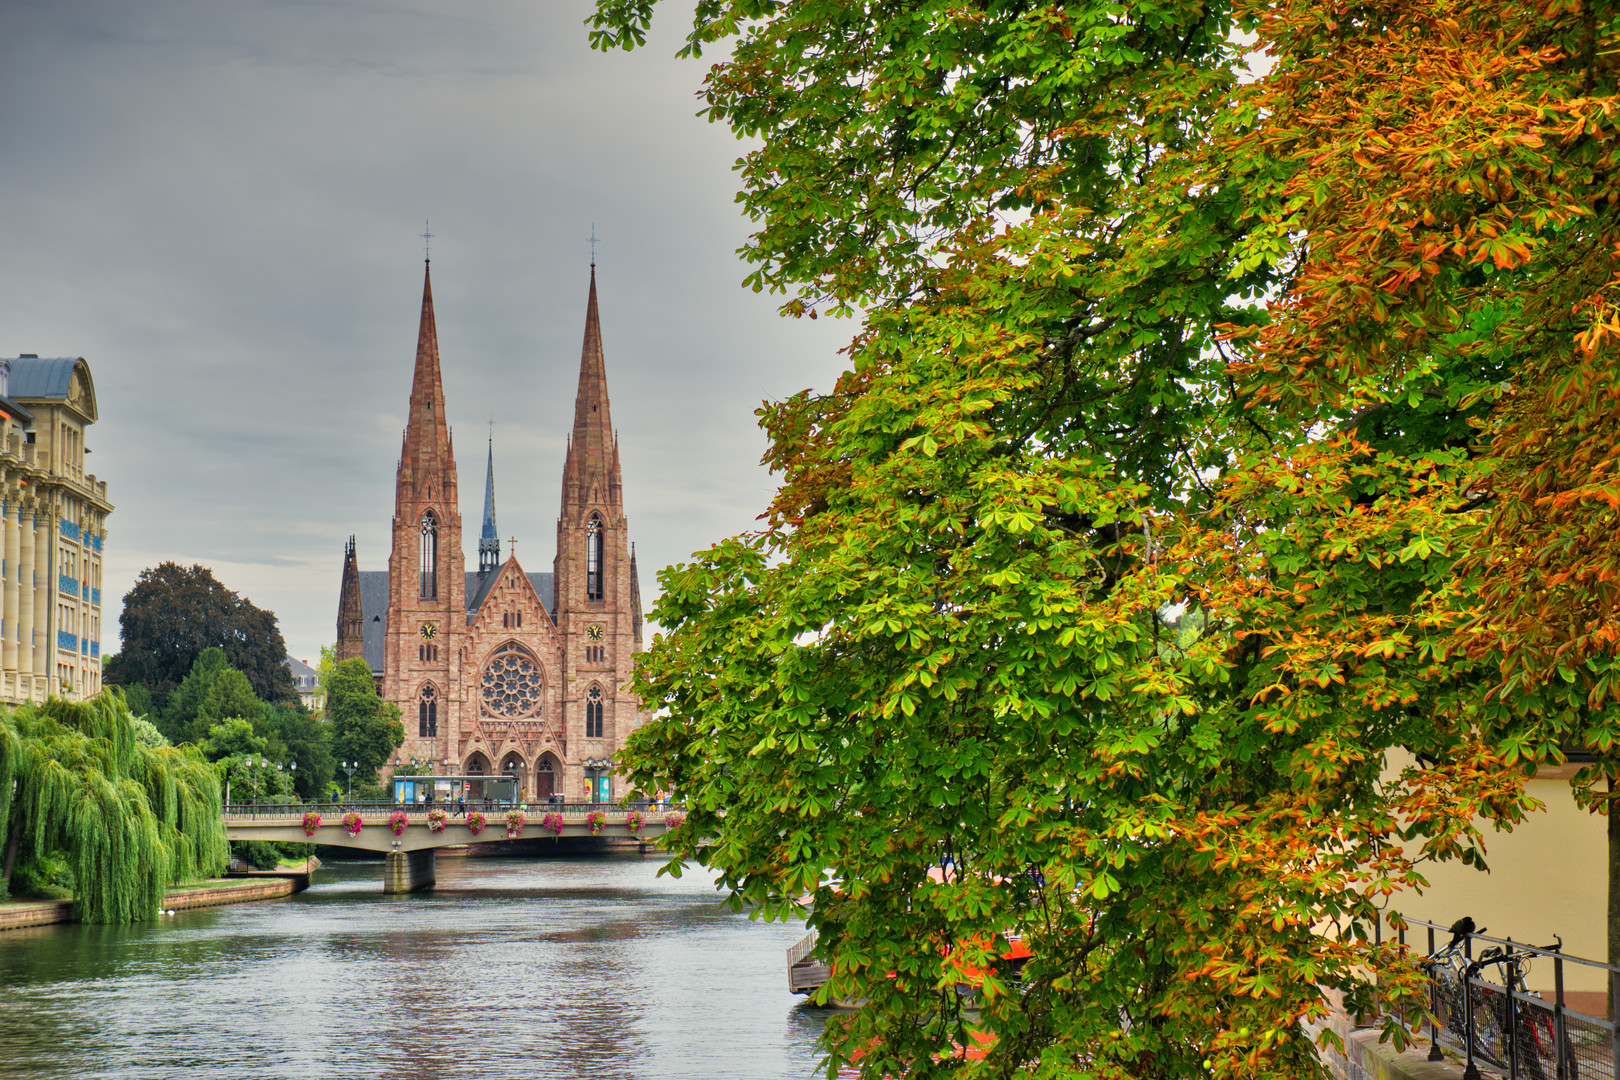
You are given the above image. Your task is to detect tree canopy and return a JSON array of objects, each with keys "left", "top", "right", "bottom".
[
  {"left": 591, "top": 0, "right": 1618, "bottom": 1076},
  {"left": 105, "top": 563, "right": 297, "bottom": 707},
  {"left": 327, "top": 658, "right": 404, "bottom": 788},
  {"left": 263, "top": 703, "right": 335, "bottom": 801}
]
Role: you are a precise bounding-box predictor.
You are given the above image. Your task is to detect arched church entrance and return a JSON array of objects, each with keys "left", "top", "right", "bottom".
[{"left": 535, "top": 754, "right": 559, "bottom": 802}]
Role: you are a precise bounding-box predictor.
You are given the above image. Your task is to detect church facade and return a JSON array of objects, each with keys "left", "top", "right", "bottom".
[{"left": 335, "top": 262, "right": 646, "bottom": 803}]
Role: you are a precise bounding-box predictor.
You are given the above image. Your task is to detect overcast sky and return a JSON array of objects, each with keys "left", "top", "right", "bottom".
[{"left": 0, "top": 0, "right": 853, "bottom": 665}]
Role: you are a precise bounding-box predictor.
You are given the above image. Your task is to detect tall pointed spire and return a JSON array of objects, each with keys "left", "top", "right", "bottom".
[
  {"left": 561, "top": 265, "right": 621, "bottom": 512},
  {"left": 336, "top": 535, "right": 364, "bottom": 662},
  {"left": 479, "top": 433, "right": 500, "bottom": 575},
  {"left": 382, "top": 256, "right": 465, "bottom": 745},
  {"left": 397, "top": 260, "right": 457, "bottom": 512}
]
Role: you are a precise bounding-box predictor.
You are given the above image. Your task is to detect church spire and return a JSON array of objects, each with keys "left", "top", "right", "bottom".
[
  {"left": 561, "top": 265, "right": 621, "bottom": 512},
  {"left": 397, "top": 260, "right": 457, "bottom": 512},
  {"left": 479, "top": 432, "right": 500, "bottom": 575},
  {"left": 336, "top": 535, "right": 363, "bottom": 662}
]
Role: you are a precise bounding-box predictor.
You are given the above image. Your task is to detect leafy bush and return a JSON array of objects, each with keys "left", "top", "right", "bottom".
[
  {"left": 11, "top": 854, "right": 75, "bottom": 900},
  {"left": 232, "top": 841, "right": 282, "bottom": 871}
]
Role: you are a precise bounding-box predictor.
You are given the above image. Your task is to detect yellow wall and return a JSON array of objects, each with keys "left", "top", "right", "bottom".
[{"left": 1395, "top": 757, "right": 1607, "bottom": 998}]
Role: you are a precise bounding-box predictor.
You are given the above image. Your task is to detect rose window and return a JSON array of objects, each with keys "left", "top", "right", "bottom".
[{"left": 480, "top": 643, "right": 544, "bottom": 718}]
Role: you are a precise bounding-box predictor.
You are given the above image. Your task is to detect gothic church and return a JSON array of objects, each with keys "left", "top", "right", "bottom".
[{"left": 335, "top": 260, "right": 646, "bottom": 802}]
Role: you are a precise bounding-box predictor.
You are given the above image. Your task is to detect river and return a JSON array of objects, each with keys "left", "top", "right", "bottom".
[{"left": 0, "top": 853, "right": 833, "bottom": 1079}]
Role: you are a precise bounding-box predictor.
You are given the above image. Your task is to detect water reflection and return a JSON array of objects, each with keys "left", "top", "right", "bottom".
[{"left": 0, "top": 853, "right": 830, "bottom": 1080}]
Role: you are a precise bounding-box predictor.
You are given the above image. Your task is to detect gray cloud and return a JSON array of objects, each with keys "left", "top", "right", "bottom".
[{"left": 1, "top": 0, "right": 851, "bottom": 663}]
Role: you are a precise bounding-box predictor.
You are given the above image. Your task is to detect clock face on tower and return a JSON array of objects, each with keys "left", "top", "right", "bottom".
[
  {"left": 420, "top": 623, "right": 438, "bottom": 640},
  {"left": 587, "top": 625, "right": 604, "bottom": 641}
]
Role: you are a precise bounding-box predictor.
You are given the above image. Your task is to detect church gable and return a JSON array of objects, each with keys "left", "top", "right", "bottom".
[
  {"left": 466, "top": 558, "right": 559, "bottom": 646},
  {"left": 460, "top": 558, "right": 567, "bottom": 767}
]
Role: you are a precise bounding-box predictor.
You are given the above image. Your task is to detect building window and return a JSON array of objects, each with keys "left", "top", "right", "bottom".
[
  {"left": 420, "top": 511, "right": 438, "bottom": 599},
  {"left": 586, "top": 514, "right": 604, "bottom": 601},
  {"left": 480, "top": 641, "right": 544, "bottom": 719},
  {"left": 585, "top": 683, "right": 604, "bottom": 739},
  {"left": 418, "top": 684, "right": 438, "bottom": 737}
]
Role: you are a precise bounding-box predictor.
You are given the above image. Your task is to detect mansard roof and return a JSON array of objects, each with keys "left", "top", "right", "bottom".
[
  {"left": 356, "top": 569, "right": 556, "bottom": 674},
  {"left": 6, "top": 355, "right": 93, "bottom": 421}
]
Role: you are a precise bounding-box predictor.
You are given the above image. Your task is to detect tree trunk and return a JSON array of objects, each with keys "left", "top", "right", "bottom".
[{"left": 1610, "top": 776, "right": 1618, "bottom": 1019}]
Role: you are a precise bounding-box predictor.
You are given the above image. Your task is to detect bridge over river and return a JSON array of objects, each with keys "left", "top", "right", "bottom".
[{"left": 224, "top": 802, "right": 675, "bottom": 892}]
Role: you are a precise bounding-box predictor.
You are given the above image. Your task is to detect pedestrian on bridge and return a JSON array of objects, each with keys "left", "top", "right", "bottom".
[{"left": 456, "top": 793, "right": 465, "bottom": 817}]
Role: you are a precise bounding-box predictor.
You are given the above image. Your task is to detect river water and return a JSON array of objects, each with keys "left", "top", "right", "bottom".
[{"left": 0, "top": 853, "right": 833, "bottom": 1079}]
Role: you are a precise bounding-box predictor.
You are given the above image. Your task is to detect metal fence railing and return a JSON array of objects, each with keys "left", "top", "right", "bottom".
[
  {"left": 222, "top": 800, "right": 675, "bottom": 820},
  {"left": 1387, "top": 915, "right": 1618, "bottom": 1080}
]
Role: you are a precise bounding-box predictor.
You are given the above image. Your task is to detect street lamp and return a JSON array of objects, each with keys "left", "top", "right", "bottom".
[{"left": 341, "top": 760, "right": 358, "bottom": 803}]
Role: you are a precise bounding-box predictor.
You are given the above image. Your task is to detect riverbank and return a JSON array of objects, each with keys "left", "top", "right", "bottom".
[{"left": 0, "top": 875, "right": 303, "bottom": 932}]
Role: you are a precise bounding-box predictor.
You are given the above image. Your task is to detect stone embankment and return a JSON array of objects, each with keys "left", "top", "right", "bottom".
[
  {"left": 0, "top": 868, "right": 309, "bottom": 932},
  {"left": 1311, "top": 990, "right": 1480, "bottom": 1080}
]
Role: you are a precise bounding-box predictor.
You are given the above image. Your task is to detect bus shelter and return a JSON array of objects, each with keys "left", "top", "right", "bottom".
[{"left": 392, "top": 774, "right": 518, "bottom": 807}]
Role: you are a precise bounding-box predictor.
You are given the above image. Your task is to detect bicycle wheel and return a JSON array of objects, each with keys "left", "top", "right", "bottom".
[{"left": 1466, "top": 985, "right": 1508, "bottom": 1068}]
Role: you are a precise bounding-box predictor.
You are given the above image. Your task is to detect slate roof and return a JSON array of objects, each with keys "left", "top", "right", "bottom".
[
  {"left": 357, "top": 570, "right": 557, "bottom": 674},
  {"left": 8, "top": 356, "right": 80, "bottom": 400},
  {"left": 282, "top": 655, "right": 319, "bottom": 690}
]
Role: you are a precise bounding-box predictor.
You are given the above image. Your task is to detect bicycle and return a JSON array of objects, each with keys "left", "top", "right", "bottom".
[
  {"left": 1466, "top": 939, "right": 1579, "bottom": 1080},
  {"left": 1418, "top": 917, "right": 1506, "bottom": 1068}
]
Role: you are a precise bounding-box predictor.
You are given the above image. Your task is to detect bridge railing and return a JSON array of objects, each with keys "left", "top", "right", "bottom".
[{"left": 222, "top": 800, "right": 677, "bottom": 820}]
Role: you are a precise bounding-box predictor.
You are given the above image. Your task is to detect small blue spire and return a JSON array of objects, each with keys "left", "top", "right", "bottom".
[{"left": 478, "top": 432, "right": 500, "bottom": 573}]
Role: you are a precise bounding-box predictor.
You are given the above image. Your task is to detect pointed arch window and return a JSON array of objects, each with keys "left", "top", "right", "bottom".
[
  {"left": 586, "top": 514, "right": 604, "bottom": 601},
  {"left": 585, "top": 683, "right": 605, "bottom": 739},
  {"left": 418, "top": 683, "right": 438, "bottom": 738},
  {"left": 420, "top": 511, "right": 439, "bottom": 599}
]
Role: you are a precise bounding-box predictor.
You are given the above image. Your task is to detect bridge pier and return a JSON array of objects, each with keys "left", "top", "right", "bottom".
[{"left": 383, "top": 849, "right": 436, "bottom": 893}]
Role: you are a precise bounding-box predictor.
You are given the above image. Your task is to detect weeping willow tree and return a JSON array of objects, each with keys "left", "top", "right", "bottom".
[{"left": 0, "top": 691, "right": 227, "bottom": 922}]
